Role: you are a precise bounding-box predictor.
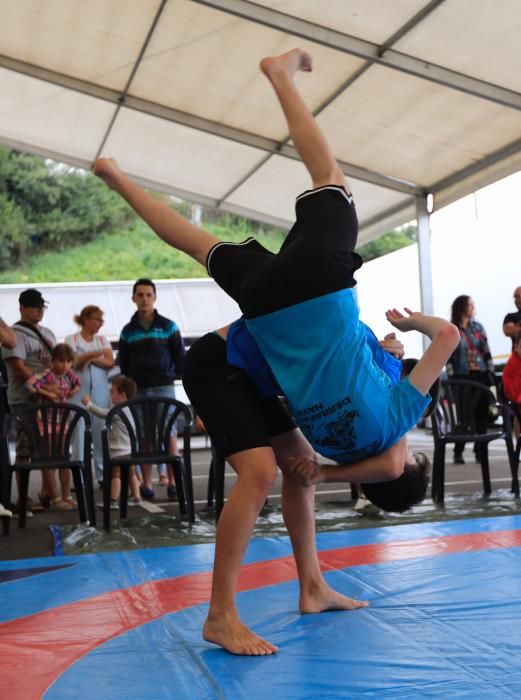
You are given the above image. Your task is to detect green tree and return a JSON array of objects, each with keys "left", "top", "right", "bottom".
[{"left": 356, "top": 224, "right": 416, "bottom": 262}]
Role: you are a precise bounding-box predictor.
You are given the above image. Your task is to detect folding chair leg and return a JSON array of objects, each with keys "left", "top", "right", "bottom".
[
  {"left": 71, "top": 468, "right": 87, "bottom": 523},
  {"left": 102, "top": 463, "right": 112, "bottom": 532},
  {"left": 18, "top": 471, "right": 29, "bottom": 529},
  {"left": 120, "top": 466, "right": 129, "bottom": 519},
  {"left": 505, "top": 435, "right": 519, "bottom": 497},
  {"left": 479, "top": 445, "right": 491, "bottom": 495},
  {"left": 431, "top": 444, "right": 446, "bottom": 504}
]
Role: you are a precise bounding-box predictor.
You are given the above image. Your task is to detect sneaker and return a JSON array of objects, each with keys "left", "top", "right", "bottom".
[
  {"left": 50, "top": 498, "right": 74, "bottom": 512},
  {"left": 167, "top": 485, "right": 178, "bottom": 501},
  {"left": 453, "top": 454, "right": 465, "bottom": 464},
  {"left": 128, "top": 496, "right": 142, "bottom": 506},
  {"left": 64, "top": 497, "right": 78, "bottom": 510},
  {"left": 140, "top": 486, "right": 155, "bottom": 500},
  {"left": 10, "top": 502, "right": 33, "bottom": 519},
  {"left": 0, "top": 503, "right": 13, "bottom": 518},
  {"left": 353, "top": 495, "right": 381, "bottom": 515},
  {"left": 110, "top": 499, "right": 119, "bottom": 510}
]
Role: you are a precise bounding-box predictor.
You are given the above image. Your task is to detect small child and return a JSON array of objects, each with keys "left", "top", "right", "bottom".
[
  {"left": 26, "top": 342, "right": 81, "bottom": 511},
  {"left": 82, "top": 375, "right": 142, "bottom": 509},
  {"left": 502, "top": 330, "right": 521, "bottom": 437}
]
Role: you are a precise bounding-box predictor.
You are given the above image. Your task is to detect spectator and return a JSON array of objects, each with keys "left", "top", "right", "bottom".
[
  {"left": 118, "top": 279, "right": 185, "bottom": 500},
  {"left": 502, "top": 330, "right": 521, "bottom": 438},
  {"left": 1, "top": 289, "right": 58, "bottom": 512},
  {"left": 82, "top": 376, "right": 142, "bottom": 509},
  {"left": 447, "top": 294, "right": 494, "bottom": 464},
  {"left": 503, "top": 286, "right": 521, "bottom": 349},
  {"left": 65, "top": 305, "right": 114, "bottom": 484},
  {"left": 0, "top": 317, "right": 16, "bottom": 349},
  {"left": 26, "top": 343, "right": 81, "bottom": 510}
]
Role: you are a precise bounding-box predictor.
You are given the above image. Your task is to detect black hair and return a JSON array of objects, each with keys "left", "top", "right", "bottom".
[
  {"left": 51, "top": 343, "right": 75, "bottom": 363},
  {"left": 133, "top": 278, "right": 156, "bottom": 295},
  {"left": 450, "top": 295, "right": 470, "bottom": 326},
  {"left": 361, "top": 452, "right": 431, "bottom": 513}
]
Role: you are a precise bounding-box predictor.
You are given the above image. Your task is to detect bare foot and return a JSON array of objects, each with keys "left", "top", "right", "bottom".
[
  {"left": 260, "top": 48, "right": 312, "bottom": 83},
  {"left": 92, "top": 157, "right": 122, "bottom": 189},
  {"left": 300, "top": 582, "right": 369, "bottom": 614},
  {"left": 203, "top": 614, "right": 278, "bottom": 656}
]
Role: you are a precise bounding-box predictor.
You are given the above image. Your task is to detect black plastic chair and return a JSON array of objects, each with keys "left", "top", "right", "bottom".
[
  {"left": 101, "top": 397, "right": 194, "bottom": 531},
  {"left": 2, "top": 402, "right": 96, "bottom": 529},
  {"left": 431, "top": 379, "right": 519, "bottom": 503}
]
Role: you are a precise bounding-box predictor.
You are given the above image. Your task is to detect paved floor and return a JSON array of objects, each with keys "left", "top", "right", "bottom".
[{"left": 1, "top": 428, "right": 519, "bottom": 561}]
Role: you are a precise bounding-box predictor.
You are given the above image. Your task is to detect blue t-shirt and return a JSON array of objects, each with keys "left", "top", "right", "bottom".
[{"left": 238, "top": 288, "right": 430, "bottom": 463}]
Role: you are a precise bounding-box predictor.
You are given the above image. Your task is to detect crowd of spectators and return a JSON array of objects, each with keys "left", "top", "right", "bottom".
[{"left": 1, "top": 282, "right": 520, "bottom": 518}]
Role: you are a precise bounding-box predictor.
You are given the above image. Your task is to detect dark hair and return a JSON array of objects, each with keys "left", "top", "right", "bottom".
[
  {"left": 111, "top": 375, "right": 137, "bottom": 400},
  {"left": 51, "top": 343, "right": 75, "bottom": 363},
  {"left": 361, "top": 452, "right": 430, "bottom": 513},
  {"left": 450, "top": 295, "right": 470, "bottom": 326},
  {"left": 401, "top": 357, "right": 440, "bottom": 418},
  {"left": 133, "top": 278, "right": 156, "bottom": 295},
  {"left": 514, "top": 330, "right": 521, "bottom": 346}
]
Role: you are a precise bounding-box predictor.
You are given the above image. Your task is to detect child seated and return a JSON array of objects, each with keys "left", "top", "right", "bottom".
[
  {"left": 26, "top": 342, "right": 81, "bottom": 511},
  {"left": 82, "top": 376, "right": 142, "bottom": 509}
]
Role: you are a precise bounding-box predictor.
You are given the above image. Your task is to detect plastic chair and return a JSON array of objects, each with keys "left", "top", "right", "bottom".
[
  {"left": 101, "top": 397, "right": 194, "bottom": 531},
  {"left": 431, "top": 379, "right": 519, "bottom": 503},
  {"left": 3, "top": 402, "right": 96, "bottom": 529}
]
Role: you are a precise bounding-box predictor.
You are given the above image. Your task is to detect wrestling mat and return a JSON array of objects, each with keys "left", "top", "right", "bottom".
[{"left": 2, "top": 514, "right": 521, "bottom": 699}]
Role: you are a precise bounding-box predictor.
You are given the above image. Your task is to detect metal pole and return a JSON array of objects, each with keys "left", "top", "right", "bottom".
[{"left": 416, "top": 195, "right": 434, "bottom": 351}]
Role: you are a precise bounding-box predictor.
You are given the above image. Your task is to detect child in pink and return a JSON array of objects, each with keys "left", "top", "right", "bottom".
[
  {"left": 502, "top": 331, "right": 521, "bottom": 436},
  {"left": 26, "top": 342, "right": 81, "bottom": 510}
]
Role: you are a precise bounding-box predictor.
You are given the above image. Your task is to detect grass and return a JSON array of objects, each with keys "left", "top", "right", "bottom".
[{"left": 0, "top": 219, "right": 287, "bottom": 283}]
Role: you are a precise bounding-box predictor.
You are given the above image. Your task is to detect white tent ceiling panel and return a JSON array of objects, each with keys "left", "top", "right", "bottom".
[
  {"left": 0, "top": 0, "right": 520, "bottom": 242},
  {"left": 0, "top": 68, "right": 115, "bottom": 161},
  {"left": 253, "top": 0, "right": 429, "bottom": 43},
  {"left": 102, "top": 107, "right": 265, "bottom": 199},
  {"left": 394, "top": 0, "right": 521, "bottom": 93},
  {"left": 0, "top": 0, "right": 160, "bottom": 90},
  {"left": 131, "top": 0, "right": 365, "bottom": 141},
  {"left": 318, "top": 64, "right": 521, "bottom": 186}
]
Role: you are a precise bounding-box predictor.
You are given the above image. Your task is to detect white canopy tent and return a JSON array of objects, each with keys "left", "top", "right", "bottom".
[{"left": 1, "top": 0, "right": 520, "bottom": 319}]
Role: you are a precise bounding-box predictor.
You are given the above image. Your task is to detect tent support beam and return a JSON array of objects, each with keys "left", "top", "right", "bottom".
[{"left": 416, "top": 195, "right": 434, "bottom": 351}]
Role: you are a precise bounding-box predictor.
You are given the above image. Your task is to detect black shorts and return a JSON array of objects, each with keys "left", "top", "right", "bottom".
[
  {"left": 206, "top": 185, "right": 362, "bottom": 318},
  {"left": 182, "top": 333, "right": 296, "bottom": 458}
]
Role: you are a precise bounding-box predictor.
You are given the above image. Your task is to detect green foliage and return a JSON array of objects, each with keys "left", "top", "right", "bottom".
[
  {"left": 356, "top": 224, "right": 416, "bottom": 262},
  {"left": 0, "top": 145, "right": 133, "bottom": 268},
  {"left": 0, "top": 218, "right": 286, "bottom": 283}
]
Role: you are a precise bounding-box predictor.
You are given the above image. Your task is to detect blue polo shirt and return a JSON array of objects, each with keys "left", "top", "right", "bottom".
[{"left": 228, "top": 288, "right": 430, "bottom": 462}]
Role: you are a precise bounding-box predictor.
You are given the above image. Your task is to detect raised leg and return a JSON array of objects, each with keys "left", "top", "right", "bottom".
[
  {"left": 203, "top": 446, "right": 278, "bottom": 655},
  {"left": 272, "top": 430, "right": 368, "bottom": 613},
  {"left": 93, "top": 159, "right": 219, "bottom": 265},
  {"left": 260, "top": 49, "right": 347, "bottom": 190}
]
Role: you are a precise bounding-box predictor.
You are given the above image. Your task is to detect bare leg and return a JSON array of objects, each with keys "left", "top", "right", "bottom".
[
  {"left": 93, "top": 158, "right": 219, "bottom": 265},
  {"left": 271, "top": 430, "right": 368, "bottom": 613},
  {"left": 260, "top": 49, "right": 348, "bottom": 191},
  {"left": 203, "top": 446, "right": 279, "bottom": 655}
]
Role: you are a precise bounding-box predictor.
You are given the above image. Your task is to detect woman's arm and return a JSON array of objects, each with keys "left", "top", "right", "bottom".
[
  {"left": 90, "top": 347, "right": 115, "bottom": 370},
  {"left": 0, "top": 319, "right": 16, "bottom": 349}
]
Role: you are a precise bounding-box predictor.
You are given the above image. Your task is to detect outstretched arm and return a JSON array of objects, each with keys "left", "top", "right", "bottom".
[
  {"left": 287, "top": 438, "right": 408, "bottom": 486},
  {"left": 93, "top": 158, "right": 219, "bottom": 266},
  {"left": 386, "top": 308, "right": 460, "bottom": 395}
]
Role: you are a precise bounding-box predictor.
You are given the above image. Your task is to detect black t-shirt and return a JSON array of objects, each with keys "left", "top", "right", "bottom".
[{"left": 503, "top": 310, "right": 521, "bottom": 347}]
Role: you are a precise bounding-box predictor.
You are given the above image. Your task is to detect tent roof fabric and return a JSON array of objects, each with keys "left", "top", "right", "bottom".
[{"left": 1, "top": 0, "right": 520, "bottom": 243}]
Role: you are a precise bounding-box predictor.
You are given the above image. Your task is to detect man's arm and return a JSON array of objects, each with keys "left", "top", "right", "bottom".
[
  {"left": 386, "top": 308, "right": 460, "bottom": 395},
  {"left": 0, "top": 319, "right": 16, "bottom": 349},
  {"left": 287, "top": 438, "right": 408, "bottom": 486},
  {"left": 504, "top": 320, "right": 521, "bottom": 339}
]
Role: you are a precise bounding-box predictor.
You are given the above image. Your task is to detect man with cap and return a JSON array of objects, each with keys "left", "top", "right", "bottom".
[{"left": 1, "top": 289, "right": 67, "bottom": 512}]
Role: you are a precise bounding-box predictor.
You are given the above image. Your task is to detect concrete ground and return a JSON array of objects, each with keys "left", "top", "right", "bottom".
[{"left": 1, "top": 428, "right": 519, "bottom": 561}]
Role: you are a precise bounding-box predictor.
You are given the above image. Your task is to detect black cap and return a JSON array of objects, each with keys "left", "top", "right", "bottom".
[{"left": 19, "top": 289, "right": 48, "bottom": 308}]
